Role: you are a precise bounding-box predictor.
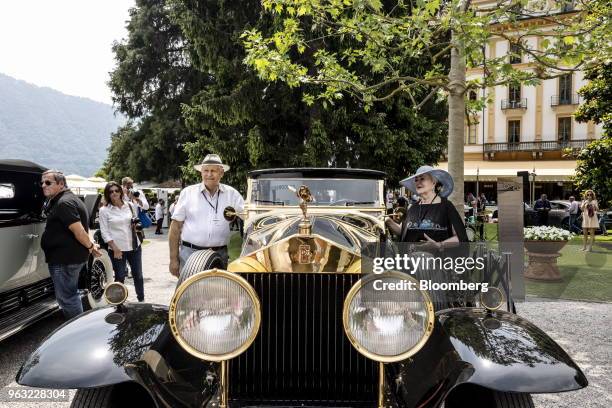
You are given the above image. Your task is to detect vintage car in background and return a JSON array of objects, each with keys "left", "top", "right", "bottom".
[
  {"left": 18, "top": 168, "right": 587, "bottom": 407},
  {"left": 0, "top": 160, "right": 112, "bottom": 341}
]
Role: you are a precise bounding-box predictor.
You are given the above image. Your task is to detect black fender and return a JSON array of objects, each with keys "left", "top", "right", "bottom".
[
  {"left": 437, "top": 308, "right": 588, "bottom": 393},
  {"left": 17, "top": 303, "right": 221, "bottom": 407},
  {"left": 17, "top": 304, "right": 168, "bottom": 388},
  {"left": 385, "top": 308, "right": 587, "bottom": 407}
]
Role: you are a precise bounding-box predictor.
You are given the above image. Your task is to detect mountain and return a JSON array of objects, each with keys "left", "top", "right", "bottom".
[{"left": 0, "top": 73, "right": 123, "bottom": 176}]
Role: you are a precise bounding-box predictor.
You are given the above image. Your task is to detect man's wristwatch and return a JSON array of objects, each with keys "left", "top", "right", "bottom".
[{"left": 87, "top": 243, "right": 94, "bottom": 251}]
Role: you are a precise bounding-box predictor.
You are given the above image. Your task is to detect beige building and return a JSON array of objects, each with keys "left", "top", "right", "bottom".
[{"left": 441, "top": 0, "right": 603, "bottom": 202}]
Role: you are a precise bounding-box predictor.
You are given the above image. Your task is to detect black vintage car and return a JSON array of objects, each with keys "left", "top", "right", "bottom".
[
  {"left": 0, "top": 160, "right": 113, "bottom": 341},
  {"left": 17, "top": 168, "right": 587, "bottom": 407}
]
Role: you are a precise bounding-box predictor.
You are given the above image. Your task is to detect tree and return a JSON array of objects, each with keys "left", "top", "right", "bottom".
[
  {"left": 242, "top": 0, "right": 612, "bottom": 206},
  {"left": 104, "top": 0, "right": 210, "bottom": 182},
  {"left": 573, "top": 62, "right": 612, "bottom": 206},
  {"left": 105, "top": 0, "right": 449, "bottom": 189},
  {"left": 169, "top": 0, "right": 449, "bottom": 189}
]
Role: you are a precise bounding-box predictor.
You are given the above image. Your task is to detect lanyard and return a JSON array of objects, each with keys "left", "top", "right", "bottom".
[{"left": 202, "top": 189, "right": 220, "bottom": 214}]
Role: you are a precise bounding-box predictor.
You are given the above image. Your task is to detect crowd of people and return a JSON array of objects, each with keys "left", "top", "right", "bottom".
[{"left": 39, "top": 156, "right": 606, "bottom": 319}]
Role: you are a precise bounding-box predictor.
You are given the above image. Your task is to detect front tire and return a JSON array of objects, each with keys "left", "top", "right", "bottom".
[
  {"left": 71, "top": 384, "right": 154, "bottom": 408},
  {"left": 86, "top": 249, "right": 114, "bottom": 309},
  {"left": 71, "top": 386, "right": 113, "bottom": 408},
  {"left": 177, "top": 249, "right": 224, "bottom": 286},
  {"left": 445, "top": 386, "right": 534, "bottom": 408}
]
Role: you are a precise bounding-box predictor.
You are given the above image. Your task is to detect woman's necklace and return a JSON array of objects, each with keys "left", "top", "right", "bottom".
[{"left": 417, "top": 193, "right": 438, "bottom": 227}]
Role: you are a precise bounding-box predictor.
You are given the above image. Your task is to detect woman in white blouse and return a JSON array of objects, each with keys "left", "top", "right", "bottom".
[{"left": 99, "top": 181, "right": 145, "bottom": 301}]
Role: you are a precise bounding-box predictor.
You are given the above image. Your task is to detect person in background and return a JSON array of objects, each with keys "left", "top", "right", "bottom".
[
  {"left": 466, "top": 192, "right": 477, "bottom": 218},
  {"left": 568, "top": 196, "right": 580, "bottom": 233},
  {"left": 40, "top": 169, "right": 101, "bottom": 319},
  {"left": 169, "top": 154, "right": 244, "bottom": 275},
  {"left": 386, "top": 165, "right": 468, "bottom": 244},
  {"left": 122, "top": 177, "right": 149, "bottom": 211},
  {"left": 478, "top": 193, "right": 488, "bottom": 212},
  {"left": 534, "top": 194, "right": 552, "bottom": 226},
  {"left": 580, "top": 190, "right": 599, "bottom": 251},
  {"left": 155, "top": 199, "right": 165, "bottom": 235},
  {"left": 99, "top": 181, "right": 145, "bottom": 301},
  {"left": 599, "top": 213, "right": 608, "bottom": 236}
]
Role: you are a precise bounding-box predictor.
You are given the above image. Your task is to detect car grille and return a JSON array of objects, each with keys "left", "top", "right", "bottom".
[
  {"left": 229, "top": 272, "right": 378, "bottom": 406},
  {"left": 0, "top": 278, "right": 55, "bottom": 316}
]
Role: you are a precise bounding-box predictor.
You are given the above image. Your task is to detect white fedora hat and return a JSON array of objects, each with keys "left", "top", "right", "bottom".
[
  {"left": 193, "top": 154, "right": 230, "bottom": 172},
  {"left": 400, "top": 165, "right": 454, "bottom": 198}
]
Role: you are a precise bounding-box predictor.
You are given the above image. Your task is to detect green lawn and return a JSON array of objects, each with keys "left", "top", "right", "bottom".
[
  {"left": 525, "top": 242, "right": 611, "bottom": 302},
  {"left": 228, "top": 232, "right": 243, "bottom": 261},
  {"left": 482, "top": 224, "right": 611, "bottom": 302}
]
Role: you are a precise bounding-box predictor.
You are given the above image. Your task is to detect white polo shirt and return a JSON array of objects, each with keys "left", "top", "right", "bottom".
[
  {"left": 99, "top": 203, "right": 137, "bottom": 251},
  {"left": 171, "top": 182, "right": 244, "bottom": 247}
]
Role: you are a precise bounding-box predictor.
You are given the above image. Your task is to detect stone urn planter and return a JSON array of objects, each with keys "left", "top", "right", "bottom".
[{"left": 523, "top": 227, "right": 574, "bottom": 282}]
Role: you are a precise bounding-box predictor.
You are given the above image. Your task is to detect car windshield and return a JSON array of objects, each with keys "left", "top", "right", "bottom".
[{"left": 250, "top": 178, "right": 381, "bottom": 207}]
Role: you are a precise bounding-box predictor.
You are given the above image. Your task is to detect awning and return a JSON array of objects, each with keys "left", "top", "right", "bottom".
[{"left": 438, "top": 160, "right": 577, "bottom": 182}]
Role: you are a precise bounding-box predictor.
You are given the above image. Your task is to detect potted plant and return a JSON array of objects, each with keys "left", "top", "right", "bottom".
[{"left": 523, "top": 226, "right": 574, "bottom": 281}]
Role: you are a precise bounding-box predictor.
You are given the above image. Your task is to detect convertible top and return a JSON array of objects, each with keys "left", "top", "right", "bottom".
[
  {"left": 248, "top": 168, "right": 386, "bottom": 180},
  {"left": 0, "top": 160, "right": 47, "bottom": 174}
]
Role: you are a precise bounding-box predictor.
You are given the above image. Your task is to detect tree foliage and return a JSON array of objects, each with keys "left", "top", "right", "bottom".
[
  {"left": 104, "top": 0, "right": 449, "bottom": 189},
  {"left": 243, "top": 0, "right": 611, "bottom": 109},
  {"left": 103, "top": 0, "right": 209, "bottom": 183},
  {"left": 169, "top": 0, "right": 448, "bottom": 189},
  {"left": 573, "top": 62, "right": 612, "bottom": 206}
]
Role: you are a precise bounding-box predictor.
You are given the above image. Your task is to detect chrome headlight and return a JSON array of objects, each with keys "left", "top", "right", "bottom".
[
  {"left": 169, "top": 269, "right": 261, "bottom": 361},
  {"left": 104, "top": 282, "right": 128, "bottom": 305},
  {"left": 343, "top": 272, "right": 435, "bottom": 362}
]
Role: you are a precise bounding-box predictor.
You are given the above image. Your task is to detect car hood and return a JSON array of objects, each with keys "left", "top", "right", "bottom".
[{"left": 229, "top": 212, "right": 383, "bottom": 273}]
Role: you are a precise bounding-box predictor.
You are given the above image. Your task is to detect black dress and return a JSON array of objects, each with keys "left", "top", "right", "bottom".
[
  {"left": 400, "top": 197, "right": 468, "bottom": 243},
  {"left": 399, "top": 197, "right": 469, "bottom": 311}
]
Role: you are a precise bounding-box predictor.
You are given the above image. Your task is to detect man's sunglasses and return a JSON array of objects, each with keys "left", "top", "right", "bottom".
[{"left": 40, "top": 180, "right": 56, "bottom": 186}]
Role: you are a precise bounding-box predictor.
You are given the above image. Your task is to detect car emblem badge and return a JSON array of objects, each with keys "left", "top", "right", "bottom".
[{"left": 298, "top": 244, "right": 312, "bottom": 264}]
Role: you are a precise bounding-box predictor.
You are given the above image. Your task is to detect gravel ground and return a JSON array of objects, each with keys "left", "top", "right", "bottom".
[{"left": 0, "top": 231, "right": 610, "bottom": 407}]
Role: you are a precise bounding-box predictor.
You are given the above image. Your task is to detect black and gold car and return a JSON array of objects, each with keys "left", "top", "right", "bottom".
[{"left": 17, "top": 168, "right": 586, "bottom": 407}]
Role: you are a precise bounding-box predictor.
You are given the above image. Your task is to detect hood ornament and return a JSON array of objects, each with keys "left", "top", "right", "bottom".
[{"left": 297, "top": 185, "right": 313, "bottom": 235}]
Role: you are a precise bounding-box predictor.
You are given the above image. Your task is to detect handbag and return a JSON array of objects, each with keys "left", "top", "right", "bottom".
[{"left": 138, "top": 207, "right": 153, "bottom": 228}]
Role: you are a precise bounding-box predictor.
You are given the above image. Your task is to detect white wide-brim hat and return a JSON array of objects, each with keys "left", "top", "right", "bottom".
[
  {"left": 193, "top": 154, "right": 230, "bottom": 172},
  {"left": 400, "top": 165, "right": 454, "bottom": 198}
]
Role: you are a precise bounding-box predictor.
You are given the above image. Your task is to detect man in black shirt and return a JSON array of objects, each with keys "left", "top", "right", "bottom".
[
  {"left": 534, "top": 194, "right": 552, "bottom": 226},
  {"left": 40, "top": 170, "right": 101, "bottom": 319}
]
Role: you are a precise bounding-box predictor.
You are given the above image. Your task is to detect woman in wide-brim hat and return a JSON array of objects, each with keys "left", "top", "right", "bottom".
[{"left": 386, "top": 165, "right": 468, "bottom": 245}]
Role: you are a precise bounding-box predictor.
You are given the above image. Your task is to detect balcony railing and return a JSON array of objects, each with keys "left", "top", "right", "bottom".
[
  {"left": 551, "top": 94, "right": 580, "bottom": 106},
  {"left": 484, "top": 139, "right": 589, "bottom": 153},
  {"left": 501, "top": 98, "right": 527, "bottom": 110}
]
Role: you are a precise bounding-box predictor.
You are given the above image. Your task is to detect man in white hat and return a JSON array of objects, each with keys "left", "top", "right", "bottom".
[{"left": 168, "top": 154, "right": 244, "bottom": 276}]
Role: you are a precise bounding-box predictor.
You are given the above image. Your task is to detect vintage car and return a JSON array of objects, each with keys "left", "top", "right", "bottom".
[
  {"left": 0, "top": 160, "right": 113, "bottom": 341},
  {"left": 17, "top": 168, "right": 587, "bottom": 407}
]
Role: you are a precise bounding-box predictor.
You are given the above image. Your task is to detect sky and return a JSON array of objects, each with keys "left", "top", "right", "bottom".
[{"left": 0, "top": 0, "right": 135, "bottom": 105}]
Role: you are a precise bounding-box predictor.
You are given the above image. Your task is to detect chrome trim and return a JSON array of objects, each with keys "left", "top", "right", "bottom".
[
  {"left": 480, "top": 286, "right": 505, "bottom": 311},
  {"left": 342, "top": 272, "right": 435, "bottom": 363},
  {"left": 103, "top": 282, "right": 128, "bottom": 306},
  {"left": 168, "top": 269, "right": 261, "bottom": 362}
]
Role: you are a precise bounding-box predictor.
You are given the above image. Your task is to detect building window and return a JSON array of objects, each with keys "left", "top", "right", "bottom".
[
  {"left": 508, "top": 120, "right": 521, "bottom": 144},
  {"left": 468, "top": 90, "right": 478, "bottom": 101},
  {"left": 559, "top": 74, "right": 572, "bottom": 104},
  {"left": 466, "top": 123, "right": 478, "bottom": 145},
  {"left": 558, "top": 117, "right": 572, "bottom": 142},
  {"left": 508, "top": 83, "right": 521, "bottom": 108},
  {"left": 509, "top": 42, "right": 522, "bottom": 64}
]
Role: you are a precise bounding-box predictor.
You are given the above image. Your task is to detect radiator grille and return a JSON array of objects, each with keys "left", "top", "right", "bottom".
[{"left": 229, "top": 273, "right": 378, "bottom": 406}]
